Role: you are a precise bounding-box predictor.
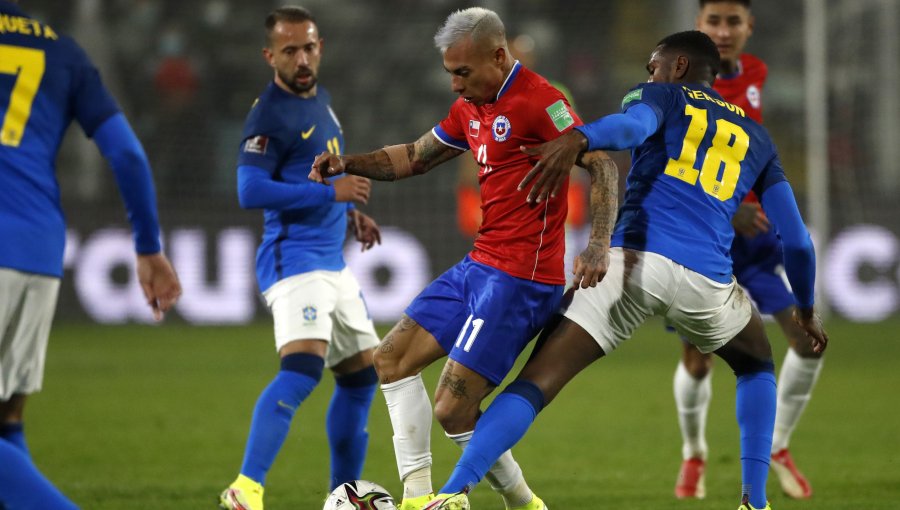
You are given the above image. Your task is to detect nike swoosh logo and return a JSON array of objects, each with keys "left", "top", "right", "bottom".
[
  {"left": 301, "top": 125, "right": 316, "bottom": 139},
  {"left": 277, "top": 400, "right": 296, "bottom": 411}
]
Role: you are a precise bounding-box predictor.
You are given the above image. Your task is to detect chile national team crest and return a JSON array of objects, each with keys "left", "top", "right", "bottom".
[
  {"left": 492, "top": 115, "right": 511, "bottom": 142},
  {"left": 746, "top": 85, "right": 761, "bottom": 109}
]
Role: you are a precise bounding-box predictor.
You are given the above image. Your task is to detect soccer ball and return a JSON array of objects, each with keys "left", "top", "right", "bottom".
[{"left": 323, "top": 480, "right": 397, "bottom": 510}]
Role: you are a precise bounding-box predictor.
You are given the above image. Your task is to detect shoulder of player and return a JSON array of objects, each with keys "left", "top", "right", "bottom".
[
  {"left": 513, "top": 67, "right": 563, "bottom": 98},
  {"left": 508, "top": 70, "right": 568, "bottom": 112},
  {"left": 739, "top": 53, "right": 769, "bottom": 79},
  {"left": 242, "top": 85, "right": 314, "bottom": 136}
]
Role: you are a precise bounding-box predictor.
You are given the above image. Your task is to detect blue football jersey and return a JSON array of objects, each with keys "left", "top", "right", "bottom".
[
  {"left": 612, "top": 82, "right": 787, "bottom": 283},
  {"left": 0, "top": 2, "right": 119, "bottom": 277},
  {"left": 238, "top": 82, "right": 350, "bottom": 292}
]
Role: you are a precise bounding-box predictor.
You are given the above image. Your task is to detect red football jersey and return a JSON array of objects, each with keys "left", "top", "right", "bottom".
[
  {"left": 433, "top": 63, "right": 582, "bottom": 284},
  {"left": 714, "top": 53, "right": 768, "bottom": 203},
  {"left": 713, "top": 53, "right": 767, "bottom": 124}
]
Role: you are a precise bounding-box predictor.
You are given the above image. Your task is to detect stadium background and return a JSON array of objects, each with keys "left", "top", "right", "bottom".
[
  {"left": 21, "top": 0, "right": 899, "bottom": 325},
  {"left": 9, "top": 1, "right": 900, "bottom": 509}
]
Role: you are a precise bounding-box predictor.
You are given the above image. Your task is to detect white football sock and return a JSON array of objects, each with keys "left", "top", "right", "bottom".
[
  {"left": 772, "top": 348, "right": 824, "bottom": 452},
  {"left": 447, "top": 430, "right": 532, "bottom": 507},
  {"left": 382, "top": 374, "right": 433, "bottom": 498},
  {"left": 674, "top": 360, "right": 711, "bottom": 460}
]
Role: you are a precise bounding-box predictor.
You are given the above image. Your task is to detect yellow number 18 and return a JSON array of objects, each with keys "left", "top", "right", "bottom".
[
  {"left": 663, "top": 104, "right": 750, "bottom": 201},
  {"left": 0, "top": 44, "right": 46, "bottom": 148}
]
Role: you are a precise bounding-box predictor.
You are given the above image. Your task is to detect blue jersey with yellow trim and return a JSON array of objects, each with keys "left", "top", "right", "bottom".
[
  {"left": 612, "top": 82, "right": 787, "bottom": 283},
  {"left": 238, "top": 82, "right": 350, "bottom": 292},
  {"left": 0, "top": 1, "right": 119, "bottom": 277}
]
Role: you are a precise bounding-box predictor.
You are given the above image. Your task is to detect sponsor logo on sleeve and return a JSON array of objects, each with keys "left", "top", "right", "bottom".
[
  {"left": 620, "top": 88, "right": 643, "bottom": 108},
  {"left": 491, "top": 115, "right": 511, "bottom": 142},
  {"left": 469, "top": 119, "right": 480, "bottom": 137},
  {"left": 243, "top": 135, "right": 268, "bottom": 155},
  {"left": 545, "top": 100, "right": 575, "bottom": 132}
]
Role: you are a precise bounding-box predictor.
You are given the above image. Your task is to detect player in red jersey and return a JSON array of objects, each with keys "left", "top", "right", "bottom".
[
  {"left": 672, "top": 0, "right": 822, "bottom": 500},
  {"left": 311, "top": 8, "right": 617, "bottom": 510}
]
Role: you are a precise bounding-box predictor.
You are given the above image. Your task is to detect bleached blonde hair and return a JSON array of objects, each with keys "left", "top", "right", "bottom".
[{"left": 434, "top": 7, "right": 506, "bottom": 54}]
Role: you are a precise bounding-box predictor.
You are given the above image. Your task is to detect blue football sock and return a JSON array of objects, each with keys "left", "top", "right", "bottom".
[
  {"left": 326, "top": 366, "right": 377, "bottom": 490},
  {"left": 239, "top": 353, "right": 323, "bottom": 485},
  {"left": 1, "top": 422, "right": 29, "bottom": 456},
  {"left": 0, "top": 440, "right": 78, "bottom": 509},
  {"left": 439, "top": 381, "right": 544, "bottom": 494},
  {"left": 736, "top": 370, "right": 777, "bottom": 509}
]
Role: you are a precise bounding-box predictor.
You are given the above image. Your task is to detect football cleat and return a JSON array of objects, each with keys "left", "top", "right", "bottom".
[
  {"left": 219, "top": 474, "right": 264, "bottom": 510},
  {"left": 399, "top": 493, "right": 435, "bottom": 510},
  {"left": 674, "top": 457, "right": 706, "bottom": 499},
  {"left": 737, "top": 494, "right": 772, "bottom": 509},
  {"left": 422, "top": 492, "right": 470, "bottom": 510},
  {"left": 508, "top": 493, "right": 548, "bottom": 510},
  {"left": 770, "top": 448, "right": 812, "bottom": 499}
]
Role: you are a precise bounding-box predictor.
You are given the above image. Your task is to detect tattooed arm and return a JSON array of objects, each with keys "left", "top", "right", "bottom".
[
  {"left": 570, "top": 150, "right": 619, "bottom": 289},
  {"left": 309, "top": 131, "right": 465, "bottom": 182}
]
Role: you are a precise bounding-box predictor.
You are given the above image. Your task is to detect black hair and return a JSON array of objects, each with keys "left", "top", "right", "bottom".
[
  {"left": 699, "top": 0, "right": 751, "bottom": 7},
  {"left": 656, "top": 30, "right": 721, "bottom": 79},
  {"left": 265, "top": 6, "right": 317, "bottom": 44}
]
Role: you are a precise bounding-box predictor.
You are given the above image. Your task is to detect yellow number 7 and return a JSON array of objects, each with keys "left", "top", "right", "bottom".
[
  {"left": 664, "top": 104, "right": 750, "bottom": 201},
  {"left": 0, "top": 44, "right": 46, "bottom": 148}
]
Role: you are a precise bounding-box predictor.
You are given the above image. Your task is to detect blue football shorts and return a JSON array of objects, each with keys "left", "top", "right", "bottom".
[
  {"left": 405, "top": 255, "right": 563, "bottom": 386},
  {"left": 731, "top": 229, "right": 795, "bottom": 315}
]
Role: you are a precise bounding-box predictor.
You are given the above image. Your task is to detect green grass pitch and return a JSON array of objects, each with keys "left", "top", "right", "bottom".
[{"left": 28, "top": 317, "right": 900, "bottom": 509}]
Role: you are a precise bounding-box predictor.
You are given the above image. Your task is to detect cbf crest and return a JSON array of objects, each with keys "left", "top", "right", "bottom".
[
  {"left": 302, "top": 305, "right": 317, "bottom": 322},
  {"left": 492, "top": 115, "right": 511, "bottom": 142}
]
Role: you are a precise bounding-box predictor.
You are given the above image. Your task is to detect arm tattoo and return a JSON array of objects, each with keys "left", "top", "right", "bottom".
[
  {"left": 342, "top": 132, "right": 463, "bottom": 181},
  {"left": 580, "top": 151, "right": 619, "bottom": 248},
  {"left": 411, "top": 132, "right": 464, "bottom": 175}
]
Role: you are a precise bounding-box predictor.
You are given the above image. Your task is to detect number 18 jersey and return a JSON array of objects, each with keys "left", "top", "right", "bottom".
[{"left": 613, "top": 82, "right": 787, "bottom": 283}]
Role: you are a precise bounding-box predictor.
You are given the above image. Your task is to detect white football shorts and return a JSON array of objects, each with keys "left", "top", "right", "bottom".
[
  {"left": 263, "top": 268, "right": 379, "bottom": 367},
  {"left": 0, "top": 268, "right": 60, "bottom": 400},
  {"left": 564, "top": 248, "right": 752, "bottom": 355}
]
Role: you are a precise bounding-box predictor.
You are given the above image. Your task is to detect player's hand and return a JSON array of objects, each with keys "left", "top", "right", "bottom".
[
  {"left": 310, "top": 151, "right": 346, "bottom": 184},
  {"left": 519, "top": 130, "right": 588, "bottom": 204},
  {"left": 349, "top": 210, "right": 382, "bottom": 251},
  {"left": 572, "top": 242, "right": 609, "bottom": 289},
  {"left": 136, "top": 253, "right": 182, "bottom": 321},
  {"left": 732, "top": 202, "right": 770, "bottom": 237},
  {"left": 334, "top": 176, "right": 371, "bottom": 205},
  {"left": 793, "top": 307, "right": 828, "bottom": 354}
]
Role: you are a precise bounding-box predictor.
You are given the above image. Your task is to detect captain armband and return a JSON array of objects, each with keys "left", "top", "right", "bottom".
[{"left": 382, "top": 144, "right": 413, "bottom": 179}]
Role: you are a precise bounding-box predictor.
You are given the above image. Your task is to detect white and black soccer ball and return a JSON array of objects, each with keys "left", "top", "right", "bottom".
[{"left": 323, "top": 480, "right": 397, "bottom": 510}]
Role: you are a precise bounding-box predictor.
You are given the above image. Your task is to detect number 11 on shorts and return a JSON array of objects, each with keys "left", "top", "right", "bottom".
[{"left": 455, "top": 314, "right": 484, "bottom": 352}]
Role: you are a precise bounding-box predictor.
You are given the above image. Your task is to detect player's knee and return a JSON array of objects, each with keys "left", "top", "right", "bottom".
[
  {"left": 372, "top": 345, "right": 407, "bottom": 383},
  {"left": 683, "top": 354, "right": 713, "bottom": 378},
  {"left": 503, "top": 379, "right": 547, "bottom": 413},
  {"left": 731, "top": 357, "right": 775, "bottom": 377},
  {"left": 433, "top": 395, "right": 478, "bottom": 434},
  {"left": 281, "top": 352, "right": 325, "bottom": 383}
]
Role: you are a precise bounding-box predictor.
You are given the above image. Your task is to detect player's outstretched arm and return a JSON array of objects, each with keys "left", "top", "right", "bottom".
[
  {"left": 759, "top": 180, "right": 828, "bottom": 353},
  {"left": 309, "top": 130, "right": 464, "bottom": 183},
  {"left": 571, "top": 151, "right": 618, "bottom": 289},
  {"left": 92, "top": 113, "right": 183, "bottom": 321},
  {"left": 519, "top": 103, "right": 659, "bottom": 204}
]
